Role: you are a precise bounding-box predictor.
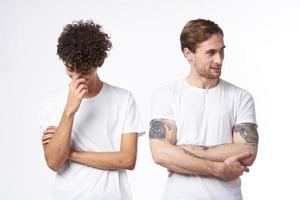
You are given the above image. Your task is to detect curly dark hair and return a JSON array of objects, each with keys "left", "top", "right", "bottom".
[{"left": 57, "top": 20, "right": 112, "bottom": 73}]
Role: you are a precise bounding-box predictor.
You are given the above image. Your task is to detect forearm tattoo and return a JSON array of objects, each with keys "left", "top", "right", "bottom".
[
  {"left": 234, "top": 123, "right": 259, "bottom": 144},
  {"left": 149, "top": 119, "right": 176, "bottom": 139}
]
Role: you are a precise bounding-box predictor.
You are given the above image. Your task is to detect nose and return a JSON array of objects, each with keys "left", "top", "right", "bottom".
[{"left": 214, "top": 52, "right": 223, "bottom": 65}]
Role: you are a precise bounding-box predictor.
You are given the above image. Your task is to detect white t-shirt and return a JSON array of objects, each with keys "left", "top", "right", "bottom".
[
  {"left": 151, "top": 79, "right": 257, "bottom": 200},
  {"left": 38, "top": 82, "right": 145, "bottom": 200}
]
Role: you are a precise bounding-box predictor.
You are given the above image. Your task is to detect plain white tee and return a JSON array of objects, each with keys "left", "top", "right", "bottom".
[
  {"left": 38, "top": 82, "right": 145, "bottom": 200},
  {"left": 151, "top": 79, "right": 257, "bottom": 200}
]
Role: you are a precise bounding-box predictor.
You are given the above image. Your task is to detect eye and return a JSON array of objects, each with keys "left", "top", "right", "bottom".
[{"left": 207, "top": 50, "right": 215, "bottom": 56}]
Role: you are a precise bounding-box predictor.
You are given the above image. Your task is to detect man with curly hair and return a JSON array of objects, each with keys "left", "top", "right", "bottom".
[
  {"left": 149, "top": 18, "right": 259, "bottom": 199},
  {"left": 38, "top": 20, "right": 144, "bottom": 200}
]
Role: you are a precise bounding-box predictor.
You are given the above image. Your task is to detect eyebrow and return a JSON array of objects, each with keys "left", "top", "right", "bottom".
[{"left": 205, "top": 45, "right": 226, "bottom": 53}]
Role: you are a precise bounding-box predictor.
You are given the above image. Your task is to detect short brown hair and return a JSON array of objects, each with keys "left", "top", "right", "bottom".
[
  {"left": 180, "top": 18, "right": 223, "bottom": 53},
  {"left": 57, "top": 20, "right": 112, "bottom": 73}
]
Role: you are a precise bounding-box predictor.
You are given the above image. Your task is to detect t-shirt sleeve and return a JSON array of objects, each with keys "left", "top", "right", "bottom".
[
  {"left": 122, "top": 93, "right": 145, "bottom": 136},
  {"left": 235, "top": 91, "right": 257, "bottom": 125},
  {"left": 150, "top": 87, "right": 175, "bottom": 120}
]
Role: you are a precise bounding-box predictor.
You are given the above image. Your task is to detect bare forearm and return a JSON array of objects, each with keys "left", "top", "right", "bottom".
[
  {"left": 150, "top": 140, "right": 219, "bottom": 177},
  {"left": 69, "top": 151, "right": 136, "bottom": 170},
  {"left": 183, "top": 143, "right": 257, "bottom": 163},
  {"left": 182, "top": 123, "right": 259, "bottom": 166},
  {"left": 44, "top": 109, "right": 74, "bottom": 171}
]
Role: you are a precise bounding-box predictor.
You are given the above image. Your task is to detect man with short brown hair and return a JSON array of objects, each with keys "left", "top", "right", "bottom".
[{"left": 149, "top": 18, "right": 258, "bottom": 200}]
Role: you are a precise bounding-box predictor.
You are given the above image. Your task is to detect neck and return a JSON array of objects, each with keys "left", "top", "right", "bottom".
[
  {"left": 84, "top": 75, "right": 102, "bottom": 98},
  {"left": 186, "top": 72, "right": 220, "bottom": 89}
]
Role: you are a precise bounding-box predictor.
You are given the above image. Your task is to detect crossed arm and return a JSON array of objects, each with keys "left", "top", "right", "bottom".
[
  {"left": 180, "top": 123, "right": 258, "bottom": 166},
  {"left": 42, "top": 125, "right": 138, "bottom": 172},
  {"left": 149, "top": 119, "right": 258, "bottom": 181},
  {"left": 42, "top": 76, "right": 138, "bottom": 172}
]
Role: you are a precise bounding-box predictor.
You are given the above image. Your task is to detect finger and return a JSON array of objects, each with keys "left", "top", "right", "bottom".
[
  {"left": 76, "top": 84, "right": 88, "bottom": 93},
  {"left": 42, "top": 139, "right": 52, "bottom": 144},
  {"left": 42, "top": 134, "right": 53, "bottom": 141},
  {"left": 46, "top": 125, "right": 58, "bottom": 130},
  {"left": 43, "top": 129, "right": 56, "bottom": 134},
  {"left": 78, "top": 88, "right": 88, "bottom": 98},
  {"left": 168, "top": 171, "right": 174, "bottom": 177},
  {"left": 74, "top": 78, "right": 88, "bottom": 89},
  {"left": 70, "top": 77, "right": 86, "bottom": 90},
  {"left": 43, "top": 130, "right": 55, "bottom": 136},
  {"left": 75, "top": 83, "right": 88, "bottom": 95}
]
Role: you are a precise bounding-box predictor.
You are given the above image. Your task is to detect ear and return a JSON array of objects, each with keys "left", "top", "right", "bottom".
[{"left": 183, "top": 47, "right": 193, "bottom": 62}]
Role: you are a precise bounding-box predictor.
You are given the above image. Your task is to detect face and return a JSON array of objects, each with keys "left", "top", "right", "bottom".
[
  {"left": 65, "top": 67, "right": 98, "bottom": 85},
  {"left": 184, "top": 33, "right": 225, "bottom": 80}
]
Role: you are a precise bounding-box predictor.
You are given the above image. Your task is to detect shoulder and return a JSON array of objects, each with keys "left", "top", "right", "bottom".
[
  {"left": 103, "top": 82, "right": 134, "bottom": 103},
  {"left": 220, "top": 79, "right": 253, "bottom": 98},
  {"left": 153, "top": 79, "right": 184, "bottom": 97}
]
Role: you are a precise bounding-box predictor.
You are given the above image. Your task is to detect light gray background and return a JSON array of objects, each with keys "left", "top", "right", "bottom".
[{"left": 1, "top": 0, "right": 299, "bottom": 199}]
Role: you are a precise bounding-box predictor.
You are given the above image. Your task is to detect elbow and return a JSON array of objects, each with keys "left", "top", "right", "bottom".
[
  {"left": 120, "top": 154, "right": 136, "bottom": 170},
  {"left": 151, "top": 148, "right": 168, "bottom": 166},
  {"left": 126, "top": 162, "right": 136, "bottom": 170},
  {"left": 46, "top": 160, "right": 60, "bottom": 172},
  {"left": 152, "top": 152, "right": 162, "bottom": 165},
  {"left": 150, "top": 140, "right": 171, "bottom": 166},
  {"left": 243, "top": 146, "right": 258, "bottom": 166},
  {"left": 44, "top": 148, "right": 68, "bottom": 172},
  {"left": 45, "top": 157, "right": 62, "bottom": 172},
  {"left": 125, "top": 158, "right": 136, "bottom": 170}
]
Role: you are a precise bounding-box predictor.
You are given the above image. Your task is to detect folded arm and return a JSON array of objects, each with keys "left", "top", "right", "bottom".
[
  {"left": 181, "top": 123, "right": 259, "bottom": 166},
  {"left": 149, "top": 119, "right": 252, "bottom": 181},
  {"left": 69, "top": 133, "right": 138, "bottom": 170},
  {"left": 43, "top": 131, "right": 138, "bottom": 170},
  {"left": 42, "top": 111, "right": 74, "bottom": 172}
]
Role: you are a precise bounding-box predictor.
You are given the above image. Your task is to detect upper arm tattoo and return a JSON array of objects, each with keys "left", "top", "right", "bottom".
[
  {"left": 149, "top": 119, "right": 176, "bottom": 141},
  {"left": 149, "top": 119, "right": 166, "bottom": 139},
  {"left": 234, "top": 123, "right": 259, "bottom": 144}
]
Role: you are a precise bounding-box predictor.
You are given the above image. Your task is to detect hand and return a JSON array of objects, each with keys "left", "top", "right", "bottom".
[
  {"left": 65, "top": 74, "right": 88, "bottom": 115},
  {"left": 215, "top": 151, "right": 252, "bottom": 181},
  {"left": 42, "top": 126, "right": 57, "bottom": 145},
  {"left": 240, "top": 154, "right": 256, "bottom": 166}
]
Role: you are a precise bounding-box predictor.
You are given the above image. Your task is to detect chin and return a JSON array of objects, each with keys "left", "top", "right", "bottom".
[{"left": 208, "top": 74, "right": 221, "bottom": 79}]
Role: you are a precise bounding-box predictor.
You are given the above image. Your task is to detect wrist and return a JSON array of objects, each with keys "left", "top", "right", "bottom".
[
  {"left": 211, "top": 161, "right": 223, "bottom": 178},
  {"left": 63, "top": 107, "right": 76, "bottom": 117}
]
